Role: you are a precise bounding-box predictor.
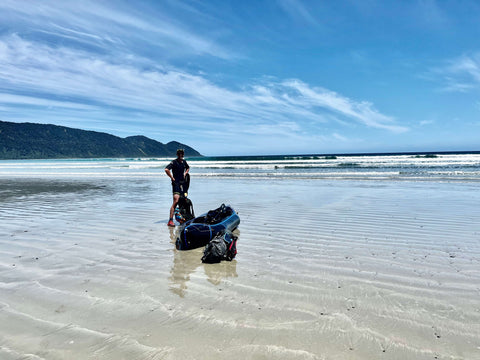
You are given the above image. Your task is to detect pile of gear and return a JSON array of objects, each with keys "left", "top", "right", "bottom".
[
  {"left": 201, "top": 231, "right": 238, "bottom": 264},
  {"left": 174, "top": 193, "right": 240, "bottom": 263}
]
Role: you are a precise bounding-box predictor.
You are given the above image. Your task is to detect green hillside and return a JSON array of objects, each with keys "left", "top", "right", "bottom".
[{"left": 0, "top": 121, "right": 201, "bottom": 159}]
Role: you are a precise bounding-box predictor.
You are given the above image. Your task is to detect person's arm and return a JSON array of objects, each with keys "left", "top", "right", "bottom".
[
  {"left": 184, "top": 161, "right": 190, "bottom": 176},
  {"left": 165, "top": 168, "right": 175, "bottom": 182}
]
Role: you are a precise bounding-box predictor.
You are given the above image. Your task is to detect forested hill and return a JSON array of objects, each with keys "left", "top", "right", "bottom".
[{"left": 0, "top": 120, "right": 202, "bottom": 159}]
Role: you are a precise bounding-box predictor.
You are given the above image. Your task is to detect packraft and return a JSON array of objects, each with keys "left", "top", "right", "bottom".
[{"left": 176, "top": 204, "right": 240, "bottom": 250}]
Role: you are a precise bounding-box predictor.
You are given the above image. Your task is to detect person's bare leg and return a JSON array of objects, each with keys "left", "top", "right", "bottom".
[{"left": 169, "top": 194, "right": 180, "bottom": 220}]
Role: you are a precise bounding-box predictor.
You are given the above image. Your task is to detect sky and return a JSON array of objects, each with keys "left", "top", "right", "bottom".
[{"left": 1, "top": 0, "right": 480, "bottom": 156}]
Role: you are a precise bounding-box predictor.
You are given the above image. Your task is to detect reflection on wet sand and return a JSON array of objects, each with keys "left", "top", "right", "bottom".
[
  {"left": 168, "top": 226, "right": 239, "bottom": 296},
  {"left": 168, "top": 226, "right": 177, "bottom": 244},
  {"left": 169, "top": 248, "right": 202, "bottom": 297},
  {"left": 0, "top": 179, "right": 108, "bottom": 201},
  {"left": 203, "top": 261, "right": 238, "bottom": 285}
]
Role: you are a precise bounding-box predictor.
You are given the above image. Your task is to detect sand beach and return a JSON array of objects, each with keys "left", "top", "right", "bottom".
[
  {"left": 1, "top": 162, "right": 480, "bottom": 359},
  {"left": 3, "top": 1, "right": 480, "bottom": 358}
]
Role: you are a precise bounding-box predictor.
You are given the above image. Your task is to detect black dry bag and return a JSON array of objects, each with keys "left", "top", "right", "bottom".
[
  {"left": 175, "top": 196, "right": 195, "bottom": 223},
  {"left": 201, "top": 232, "right": 238, "bottom": 263}
]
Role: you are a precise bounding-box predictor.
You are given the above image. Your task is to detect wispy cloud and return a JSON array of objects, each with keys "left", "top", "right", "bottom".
[
  {"left": 0, "top": 93, "right": 97, "bottom": 110},
  {"left": 414, "top": 0, "right": 450, "bottom": 29},
  {"left": 0, "top": 0, "right": 232, "bottom": 59},
  {"left": 420, "top": 119, "right": 435, "bottom": 126},
  {"left": 0, "top": 34, "right": 406, "bottom": 144},
  {"left": 276, "top": 0, "right": 318, "bottom": 26},
  {"left": 0, "top": 1, "right": 408, "bottom": 154},
  {"left": 332, "top": 132, "right": 348, "bottom": 142},
  {"left": 278, "top": 80, "right": 407, "bottom": 132},
  {"left": 431, "top": 53, "right": 480, "bottom": 92}
]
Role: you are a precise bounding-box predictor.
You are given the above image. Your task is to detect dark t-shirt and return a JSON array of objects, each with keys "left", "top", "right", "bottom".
[{"left": 166, "top": 159, "right": 189, "bottom": 183}]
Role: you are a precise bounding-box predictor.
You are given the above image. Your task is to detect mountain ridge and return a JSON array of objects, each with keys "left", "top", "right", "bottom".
[{"left": 0, "top": 120, "right": 202, "bottom": 159}]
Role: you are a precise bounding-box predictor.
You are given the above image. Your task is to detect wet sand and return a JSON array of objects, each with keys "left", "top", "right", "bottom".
[{"left": 1, "top": 177, "right": 479, "bottom": 359}]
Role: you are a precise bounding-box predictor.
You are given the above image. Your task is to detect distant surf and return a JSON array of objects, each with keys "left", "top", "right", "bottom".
[{"left": 1, "top": 152, "right": 479, "bottom": 181}]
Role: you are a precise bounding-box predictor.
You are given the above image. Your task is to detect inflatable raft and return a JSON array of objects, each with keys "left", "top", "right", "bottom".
[{"left": 176, "top": 204, "right": 240, "bottom": 250}]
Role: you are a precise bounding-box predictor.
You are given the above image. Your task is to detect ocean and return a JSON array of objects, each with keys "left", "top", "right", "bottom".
[{"left": 1, "top": 152, "right": 480, "bottom": 181}]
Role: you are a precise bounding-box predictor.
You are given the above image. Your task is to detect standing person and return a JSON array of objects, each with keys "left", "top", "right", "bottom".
[{"left": 165, "top": 149, "right": 189, "bottom": 227}]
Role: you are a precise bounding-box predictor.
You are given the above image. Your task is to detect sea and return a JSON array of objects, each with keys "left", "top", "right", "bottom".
[{"left": 1, "top": 152, "right": 479, "bottom": 181}]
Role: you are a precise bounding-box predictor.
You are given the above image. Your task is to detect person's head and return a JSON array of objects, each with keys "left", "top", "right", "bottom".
[{"left": 176, "top": 149, "right": 185, "bottom": 158}]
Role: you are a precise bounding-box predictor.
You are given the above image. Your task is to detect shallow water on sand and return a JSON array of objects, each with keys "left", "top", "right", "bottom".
[{"left": 1, "top": 177, "right": 480, "bottom": 359}]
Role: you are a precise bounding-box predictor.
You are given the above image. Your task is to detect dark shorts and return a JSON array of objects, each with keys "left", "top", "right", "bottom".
[{"left": 172, "top": 182, "right": 183, "bottom": 195}]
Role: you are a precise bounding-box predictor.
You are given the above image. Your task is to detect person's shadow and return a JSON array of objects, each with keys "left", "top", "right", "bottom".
[{"left": 168, "top": 227, "right": 239, "bottom": 297}]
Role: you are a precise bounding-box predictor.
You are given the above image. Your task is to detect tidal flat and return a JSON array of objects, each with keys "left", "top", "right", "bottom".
[{"left": 1, "top": 176, "right": 479, "bottom": 359}]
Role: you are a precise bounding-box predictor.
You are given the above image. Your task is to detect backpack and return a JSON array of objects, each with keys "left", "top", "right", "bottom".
[
  {"left": 201, "top": 232, "right": 238, "bottom": 263},
  {"left": 175, "top": 196, "right": 195, "bottom": 223},
  {"left": 205, "top": 203, "right": 233, "bottom": 224}
]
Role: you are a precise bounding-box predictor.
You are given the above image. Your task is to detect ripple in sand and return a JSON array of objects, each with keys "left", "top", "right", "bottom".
[{"left": 1, "top": 178, "right": 480, "bottom": 359}]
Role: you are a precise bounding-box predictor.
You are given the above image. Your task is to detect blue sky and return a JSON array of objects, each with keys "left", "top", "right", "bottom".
[{"left": 1, "top": 0, "right": 479, "bottom": 156}]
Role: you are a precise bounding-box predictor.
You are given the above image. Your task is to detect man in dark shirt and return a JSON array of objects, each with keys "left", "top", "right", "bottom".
[{"left": 165, "top": 149, "right": 189, "bottom": 226}]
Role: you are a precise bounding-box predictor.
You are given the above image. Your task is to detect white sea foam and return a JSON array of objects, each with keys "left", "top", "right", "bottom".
[{"left": 1, "top": 153, "right": 479, "bottom": 181}]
